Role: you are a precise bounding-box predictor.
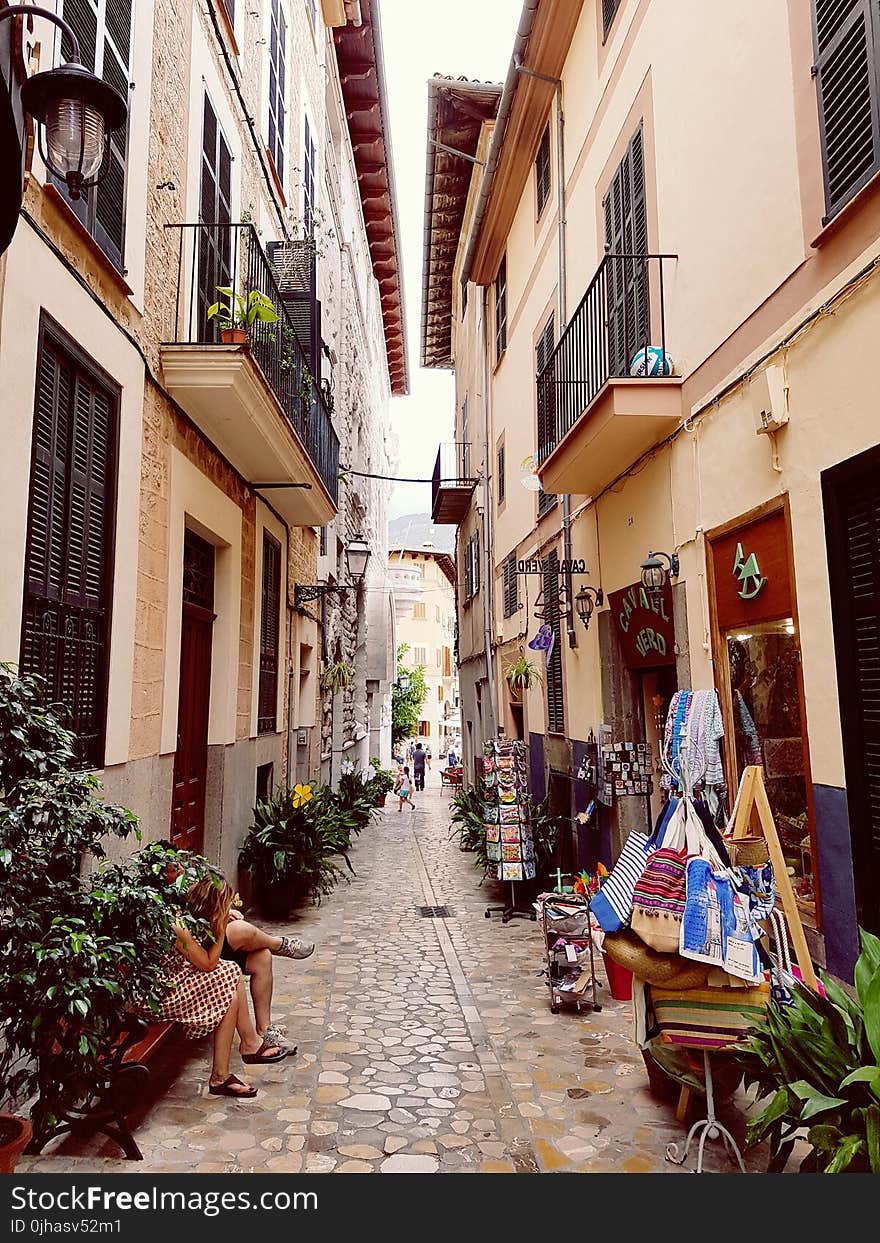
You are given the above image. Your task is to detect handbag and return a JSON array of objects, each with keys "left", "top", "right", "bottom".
[
  {"left": 630, "top": 797, "right": 703, "bottom": 952},
  {"left": 591, "top": 799, "right": 679, "bottom": 933},
  {"left": 647, "top": 981, "right": 770, "bottom": 1049}
]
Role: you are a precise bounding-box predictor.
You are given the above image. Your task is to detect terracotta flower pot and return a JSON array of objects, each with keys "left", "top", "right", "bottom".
[
  {"left": 0, "top": 1115, "right": 32, "bottom": 1173},
  {"left": 220, "top": 327, "right": 247, "bottom": 344},
  {"left": 602, "top": 951, "right": 633, "bottom": 1002}
]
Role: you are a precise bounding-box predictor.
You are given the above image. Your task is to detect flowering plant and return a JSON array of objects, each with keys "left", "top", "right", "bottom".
[{"left": 574, "top": 862, "right": 608, "bottom": 899}]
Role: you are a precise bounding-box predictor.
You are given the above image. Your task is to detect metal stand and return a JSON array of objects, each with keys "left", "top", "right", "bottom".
[
  {"left": 485, "top": 881, "right": 537, "bottom": 924},
  {"left": 664, "top": 1050, "right": 746, "bottom": 1173}
]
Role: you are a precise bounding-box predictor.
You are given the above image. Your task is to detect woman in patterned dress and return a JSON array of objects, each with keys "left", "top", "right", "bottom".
[{"left": 154, "top": 878, "right": 285, "bottom": 1098}]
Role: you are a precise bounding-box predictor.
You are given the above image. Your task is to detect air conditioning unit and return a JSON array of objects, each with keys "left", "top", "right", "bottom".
[{"left": 751, "top": 363, "right": 789, "bottom": 436}]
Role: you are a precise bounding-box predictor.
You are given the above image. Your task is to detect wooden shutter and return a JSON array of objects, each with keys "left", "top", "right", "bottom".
[
  {"left": 503, "top": 552, "right": 519, "bottom": 618},
  {"left": 268, "top": 0, "right": 287, "bottom": 182},
  {"left": 537, "top": 315, "right": 557, "bottom": 516},
  {"left": 603, "top": 125, "right": 650, "bottom": 377},
  {"left": 258, "top": 532, "right": 281, "bottom": 734},
  {"left": 495, "top": 255, "right": 507, "bottom": 360},
  {"left": 603, "top": 0, "right": 621, "bottom": 39},
  {"left": 813, "top": 0, "right": 880, "bottom": 220},
  {"left": 304, "top": 116, "right": 316, "bottom": 235},
  {"left": 197, "top": 95, "right": 233, "bottom": 341},
  {"left": 497, "top": 442, "right": 505, "bottom": 504},
  {"left": 21, "top": 324, "right": 117, "bottom": 769},
  {"left": 544, "top": 550, "right": 565, "bottom": 734},
  {"left": 267, "top": 240, "right": 322, "bottom": 381},
  {"left": 59, "top": 0, "right": 132, "bottom": 270},
  {"left": 536, "top": 126, "right": 551, "bottom": 216}
]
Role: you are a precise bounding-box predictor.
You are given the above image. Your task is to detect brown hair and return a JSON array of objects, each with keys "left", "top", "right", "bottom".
[{"left": 187, "top": 875, "right": 236, "bottom": 942}]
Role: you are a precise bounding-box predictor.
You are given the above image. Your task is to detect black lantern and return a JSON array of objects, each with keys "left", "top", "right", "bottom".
[
  {"left": 640, "top": 550, "right": 679, "bottom": 595},
  {"left": 7, "top": 6, "right": 127, "bottom": 202},
  {"left": 574, "top": 584, "right": 603, "bottom": 632},
  {"left": 396, "top": 672, "right": 411, "bottom": 694},
  {"left": 344, "top": 535, "right": 371, "bottom": 583}
]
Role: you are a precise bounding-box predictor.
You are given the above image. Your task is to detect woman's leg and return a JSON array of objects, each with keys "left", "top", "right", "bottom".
[
  {"left": 226, "top": 919, "right": 283, "bottom": 955},
  {"left": 244, "top": 947, "right": 273, "bottom": 1034},
  {"left": 210, "top": 986, "right": 253, "bottom": 1093},
  {"left": 233, "top": 980, "right": 282, "bottom": 1057}
]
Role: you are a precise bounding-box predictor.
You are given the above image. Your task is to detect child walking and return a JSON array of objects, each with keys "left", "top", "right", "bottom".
[{"left": 396, "top": 765, "right": 416, "bottom": 812}]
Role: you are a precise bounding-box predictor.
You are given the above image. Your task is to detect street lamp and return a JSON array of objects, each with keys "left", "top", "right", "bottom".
[
  {"left": 396, "top": 672, "right": 411, "bottom": 694},
  {"left": 640, "top": 550, "right": 679, "bottom": 595},
  {"left": 574, "top": 584, "right": 603, "bottom": 632},
  {"left": 294, "top": 536, "right": 373, "bottom": 609},
  {"left": 344, "top": 535, "right": 371, "bottom": 583},
  {"left": 5, "top": 6, "right": 127, "bottom": 201}
]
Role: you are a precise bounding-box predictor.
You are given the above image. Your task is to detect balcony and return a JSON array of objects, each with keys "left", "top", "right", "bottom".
[
  {"left": 431, "top": 442, "right": 477, "bottom": 525},
  {"left": 160, "top": 223, "right": 339, "bottom": 526},
  {"left": 536, "top": 254, "right": 682, "bottom": 498}
]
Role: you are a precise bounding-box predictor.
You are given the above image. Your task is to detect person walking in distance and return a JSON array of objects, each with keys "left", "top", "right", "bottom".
[{"left": 412, "top": 742, "right": 427, "bottom": 791}]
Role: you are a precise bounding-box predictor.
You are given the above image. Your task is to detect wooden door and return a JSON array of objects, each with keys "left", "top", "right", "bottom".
[{"left": 171, "top": 531, "right": 215, "bottom": 853}]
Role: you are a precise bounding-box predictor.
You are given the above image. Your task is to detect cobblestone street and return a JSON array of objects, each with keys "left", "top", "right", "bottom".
[{"left": 22, "top": 779, "right": 762, "bottom": 1174}]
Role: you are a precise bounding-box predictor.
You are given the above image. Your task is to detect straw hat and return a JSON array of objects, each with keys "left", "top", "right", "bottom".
[{"left": 603, "top": 929, "right": 710, "bottom": 990}]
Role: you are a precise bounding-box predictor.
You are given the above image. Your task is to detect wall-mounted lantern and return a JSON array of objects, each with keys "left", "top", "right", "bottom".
[{"left": 640, "top": 550, "right": 680, "bottom": 595}]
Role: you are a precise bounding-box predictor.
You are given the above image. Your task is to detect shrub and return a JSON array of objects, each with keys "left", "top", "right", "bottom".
[{"left": 239, "top": 782, "right": 352, "bottom": 905}]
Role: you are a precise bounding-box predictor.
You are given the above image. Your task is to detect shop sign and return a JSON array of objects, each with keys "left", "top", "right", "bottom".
[
  {"left": 608, "top": 581, "right": 676, "bottom": 670},
  {"left": 711, "top": 509, "right": 791, "bottom": 631}
]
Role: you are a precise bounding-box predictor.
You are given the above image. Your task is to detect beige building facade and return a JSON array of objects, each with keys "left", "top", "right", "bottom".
[
  {"left": 390, "top": 547, "right": 459, "bottom": 758},
  {"left": 0, "top": 0, "right": 404, "bottom": 880},
  {"left": 424, "top": 0, "right": 880, "bottom": 980}
]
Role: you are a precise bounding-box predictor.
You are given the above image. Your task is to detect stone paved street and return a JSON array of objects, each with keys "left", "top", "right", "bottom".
[{"left": 22, "top": 779, "right": 764, "bottom": 1174}]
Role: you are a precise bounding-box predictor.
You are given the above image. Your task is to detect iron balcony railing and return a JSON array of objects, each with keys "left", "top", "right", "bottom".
[
  {"left": 536, "top": 252, "right": 676, "bottom": 464},
  {"left": 164, "top": 222, "right": 339, "bottom": 505},
  {"left": 432, "top": 441, "right": 475, "bottom": 501}
]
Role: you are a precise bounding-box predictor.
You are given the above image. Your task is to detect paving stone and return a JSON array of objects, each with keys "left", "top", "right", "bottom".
[
  {"left": 383, "top": 1136, "right": 407, "bottom": 1154},
  {"left": 338, "top": 1144, "right": 384, "bottom": 1160},
  {"left": 340, "top": 1093, "right": 393, "bottom": 1112},
  {"left": 380, "top": 1154, "right": 439, "bottom": 1173}
]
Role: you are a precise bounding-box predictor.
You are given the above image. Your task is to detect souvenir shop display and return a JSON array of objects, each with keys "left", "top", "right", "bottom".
[
  {"left": 575, "top": 731, "right": 599, "bottom": 787},
  {"left": 601, "top": 740, "right": 654, "bottom": 798},
  {"left": 537, "top": 891, "right": 601, "bottom": 1014},
  {"left": 483, "top": 738, "right": 537, "bottom": 924},
  {"left": 661, "top": 688, "right": 727, "bottom": 822}
]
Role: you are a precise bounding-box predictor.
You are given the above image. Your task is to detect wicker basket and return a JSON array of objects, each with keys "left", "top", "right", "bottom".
[{"left": 728, "top": 835, "right": 770, "bottom": 867}]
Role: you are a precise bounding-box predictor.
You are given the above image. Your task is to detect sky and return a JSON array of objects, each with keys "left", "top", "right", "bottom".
[{"left": 379, "top": 0, "right": 519, "bottom": 520}]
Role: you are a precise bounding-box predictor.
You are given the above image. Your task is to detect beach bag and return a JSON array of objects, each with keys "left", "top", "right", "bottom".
[
  {"left": 647, "top": 981, "right": 770, "bottom": 1050},
  {"left": 630, "top": 797, "right": 703, "bottom": 952},
  {"left": 591, "top": 800, "right": 678, "bottom": 933},
  {"left": 678, "top": 856, "right": 762, "bottom": 982}
]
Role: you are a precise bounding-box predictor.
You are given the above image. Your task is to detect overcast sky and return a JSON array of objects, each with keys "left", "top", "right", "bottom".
[{"left": 380, "top": 0, "right": 518, "bottom": 520}]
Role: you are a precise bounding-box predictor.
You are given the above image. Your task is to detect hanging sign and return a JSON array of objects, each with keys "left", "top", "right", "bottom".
[
  {"left": 608, "top": 581, "right": 676, "bottom": 670},
  {"left": 710, "top": 509, "right": 791, "bottom": 631}
]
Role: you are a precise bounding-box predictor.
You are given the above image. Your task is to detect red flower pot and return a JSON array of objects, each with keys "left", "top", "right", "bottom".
[
  {"left": 221, "top": 327, "right": 247, "bottom": 344},
  {"left": 602, "top": 952, "right": 633, "bottom": 1002},
  {"left": 0, "top": 1115, "right": 32, "bottom": 1173}
]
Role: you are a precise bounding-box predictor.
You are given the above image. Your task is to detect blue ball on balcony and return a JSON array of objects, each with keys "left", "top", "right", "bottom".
[{"left": 630, "top": 346, "right": 674, "bottom": 377}]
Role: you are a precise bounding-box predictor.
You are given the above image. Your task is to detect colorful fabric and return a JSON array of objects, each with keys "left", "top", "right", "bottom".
[
  {"left": 149, "top": 954, "right": 240, "bottom": 1040},
  {"left": 679, "top": 857, "right": 762, "bottom": 982},
  {"left": 647, "top": 983, "right": 770, "bottom": 1049},
  {"left": 631, "top": 849, "right": 688, "bottom": 951}
]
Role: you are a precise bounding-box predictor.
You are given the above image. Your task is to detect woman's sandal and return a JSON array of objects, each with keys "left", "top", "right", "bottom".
[
  {"left": 240, "top": 1040, "right": 288, "bottom": 1065},
  {"left": 209, "top": 1074, "right": 257, "bottom": 1098}
]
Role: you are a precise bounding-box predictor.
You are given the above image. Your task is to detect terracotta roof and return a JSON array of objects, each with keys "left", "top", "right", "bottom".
[
  {"left": 421, "top": 75, "right": 502, "bottom": 370},
  {"left": 334, "top": 0, "right": 409, "bottom": 395}
]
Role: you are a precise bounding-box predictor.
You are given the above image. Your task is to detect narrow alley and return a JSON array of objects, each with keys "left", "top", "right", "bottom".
[{"left": 21, "top": 778, "right": 761, "bottom": 1175}]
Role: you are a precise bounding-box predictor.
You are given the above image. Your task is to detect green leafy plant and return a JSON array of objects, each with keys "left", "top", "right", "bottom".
[
  {"left": 739, "top": 928, "right": 880, "bottom": 1172},
  {"left": 528, "top": 799, "right": 560, "bottom": 881},
  {"left": 0, "top": 665, "right": 212, "bottom": 1146},
  {"left": 392, "top": 643, "right": 428, "bottom": 745},
  {"left": 367, "top": 757, "right": 395, "bottom": 801},
  {"left": 239, "top": 783, "right": 352, "bottom": 907},
  {"left": 448, "top": 784, "right": 488, "bottom": 874},
  {"left": 320, "top": 660, "right": 354, "bottom": 693},
  {"left": 504, "top": 655, "right": 543, "bottom": 693},
  {"left": 337, "top": 763, "right": 379, "bottom": 834},
  {"left": 207, "top": 286, "right": 279, "bottom": 333}
]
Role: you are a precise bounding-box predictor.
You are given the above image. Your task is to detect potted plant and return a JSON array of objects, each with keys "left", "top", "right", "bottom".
[
  {"left": 739, "top": 928, "right": 880, "bottom": 1172},
  {"left": 504, "top": 655, "right": 543, "bottom": 697},
  {"left": 366, "top": 757, "right": 395, "bottom": 807},
  {"left": 207, "top": 286, "right": 278, "bottom": 344},
  {"left": 0, "top": 1116, "right": 32, "bottom": 1174},
  {"left": 321, "top": 660, "right": 354, "bottom": 693},
  {"left": 0, "top": 665, "right": 212, "bottom": 1158},
  {"left": 338, "top": 759, "right": 382, "bottom": 827}
]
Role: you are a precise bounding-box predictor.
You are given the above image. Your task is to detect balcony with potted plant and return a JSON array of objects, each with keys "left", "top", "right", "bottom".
[{"left": 159, "top": 222, "right": 339, "bottom": 526}]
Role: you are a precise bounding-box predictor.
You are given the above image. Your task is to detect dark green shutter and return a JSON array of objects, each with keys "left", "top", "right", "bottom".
[
  {"left": 544, "top": 550, "right": 565, "bottom": 734},
  {"left": 503, "top": 552, "right": 518, "bottom": 618},
  {"left": 258, "top": 533, "right": 281, "bottom": 734},
  {"left": 603, "top": 124, "right": 649, "bottom": 377},
  {"left": 537, "top": 315, "right": 557, "bottom": 516}
]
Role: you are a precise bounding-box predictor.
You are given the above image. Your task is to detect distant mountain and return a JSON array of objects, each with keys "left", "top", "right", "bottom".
[{"left": 388, "top": 514, "right": 454, "bottom": 553}]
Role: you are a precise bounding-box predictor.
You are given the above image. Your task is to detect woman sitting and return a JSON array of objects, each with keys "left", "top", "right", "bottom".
[{"left": 150, "top": 877, "right": 286, "bottom": 1098}]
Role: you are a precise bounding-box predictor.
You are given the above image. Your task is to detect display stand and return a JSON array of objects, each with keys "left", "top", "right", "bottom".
[
  {"left": 482, "top": 738, "right": 536, "bottom": 924},
  {"left": 663, "top": 764, "right": 818, "bottom": 1172},
  {"left": 484, "top": 881, "right": 536, "bottom": 924}
]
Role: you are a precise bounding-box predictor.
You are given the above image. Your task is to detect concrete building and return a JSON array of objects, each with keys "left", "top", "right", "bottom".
[
  {"left": 0, "top": 0, "right": 405, "bottom": 881},
  {"left": 422, "top": 0, "right": 880, "bottom": 980},
  {"left": 389, "top": 546, "right": 459, "bottom": 758}
]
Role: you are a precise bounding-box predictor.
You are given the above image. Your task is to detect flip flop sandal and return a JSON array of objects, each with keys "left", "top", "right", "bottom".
[
  {"left": 241, "top": 1041, "right": 288, "bottom": 1065},
  {"left": 209, "top": 1074, "right": 258, "bottom": 1098}
]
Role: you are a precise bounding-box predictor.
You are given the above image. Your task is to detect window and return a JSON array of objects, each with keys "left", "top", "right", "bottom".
[
  {"left": 258, "top": 532, "right": 281, "bottom": 734},
  {"left": 413, "top": 646, "right": 427, "bottom": 665},
  {"left": 418, "top": 720, "right": 430, "bottom": 737},
  {"left": 56, "top": 0, "right": 133, "bottom": 271},
  {"left": 443, "top": 647, "right": 452, "bottom": 677},
  {"left": 198, "top": 95, "right": 233, "bottom": 340},
  {"left": 436, "top": 648, "right": 443, "bottom": 669},
  {"left": 472, "top": 530, "right": 481, "bottom": 597},
  {"left": 543, "top": 550, "right": 565, "bottom": 734},
  {"left": 267, "top": 0, "right": 287, "bottom": 182},
  {"left": 813, "top": 0, "right": 880, "bottom": 221},
  {"left": 438, "top": 685, "right": 444, "bottom": 702},
  {"left": 603, "top": 125, "right": 649, "bottom": 377},
  {"left": 413, "top": 601, "right": 426, "bottom": 620},
  {"left": 536, "top": 314, "right": 557, "bottom": 517},
  {"left": 463, "top": 531, "right": 480, "bottom": 601},
  {"left": 436, "top": 605, "right": 441, "bottom": 622},
  {"left": 220, "top": 0, "right": 235, "bottom": 26},
  {"left": 20, "top": 319, "right": 119, "bottom": 769},
  {"left": 494, "top": 254, "right": 507, "bottom": 361},
  {"left": 256, "top": 761, "right": 274, "bottom": 802},
  {"left": 602, "top": 0, "right": 622, "bottom": 40},
  {"left": 536, "top": 125, "right": 551, "bottom": 216},
  {"left": 460, "top": 398, "right": 471, "bottom": 478},
  {"left": 503, "top": 552, "right": 519, "bottom": 618},
  {"left": 303, "top": 116, "right": 317, "bottom": 235},
  {"left": 319, "top": 524, "right": 327, "bottom": 556},
  {"left": 497, "top": 441, "right": 506, "bottom": 505}
]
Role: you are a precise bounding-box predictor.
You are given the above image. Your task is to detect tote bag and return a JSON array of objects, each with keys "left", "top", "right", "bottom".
[
  {"left": 591, "top": 800, "right": 677, "bottom": 933},
  {"left": 630, "top": 798, "right": 706, "bottom": 953}
]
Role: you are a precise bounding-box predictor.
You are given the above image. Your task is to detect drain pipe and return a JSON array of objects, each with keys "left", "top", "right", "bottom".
[{"left": 480, "top": 284, "right": 498, "bottom": 740}]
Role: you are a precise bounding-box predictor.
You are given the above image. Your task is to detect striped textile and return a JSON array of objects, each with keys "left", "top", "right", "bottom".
[
  {"left": 590, "top": 830, "right": 653, "bottom": 932},
  {"left": 632, "top": 849, "right": 687, "bottom": 918},
  {"left": 648, "top": 983, "right": 770, "bottom": 1050}
]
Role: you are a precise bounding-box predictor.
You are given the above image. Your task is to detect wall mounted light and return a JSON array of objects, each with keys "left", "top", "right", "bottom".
[
  {"left": 295, "top": 536, "right": 371, "bottom": 609},
  {"left": 395, "top": 672, "right": 411, "bottom": 695},
  {"left": 7, "top": 5, "right": 127, "bottom": 201},
  {"left": 344, "top": 535, "right": 371, "bottom": 583},
  {"left": 574, "top": 584, "right": 603, "bottom": 632},
  {"left": 640, "top": 550, "right": 680, "bottom": 595}
]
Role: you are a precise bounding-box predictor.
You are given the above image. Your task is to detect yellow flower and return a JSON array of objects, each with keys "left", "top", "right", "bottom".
[{"left": 291, "top": 783, "right": 313, "bottom": 809}]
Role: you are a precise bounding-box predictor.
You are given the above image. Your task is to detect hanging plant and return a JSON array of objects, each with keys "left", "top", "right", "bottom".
[
  {"left": 504, "top": 655, "right": 543, "bottom": 694},
  {"left": 321, "top": 660, "right": 354, "bottom": 693}
]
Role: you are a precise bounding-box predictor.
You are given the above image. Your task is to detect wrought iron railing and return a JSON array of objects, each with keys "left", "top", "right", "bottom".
[
  {"left": 536, "top": 253, "right": 676, "bottom": 464},
  {"left": 164, "top": 222, "right": 339, "bottom": 504},
  {"left": 431, "top": 441, "right": 476, "bottom": 509}
]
